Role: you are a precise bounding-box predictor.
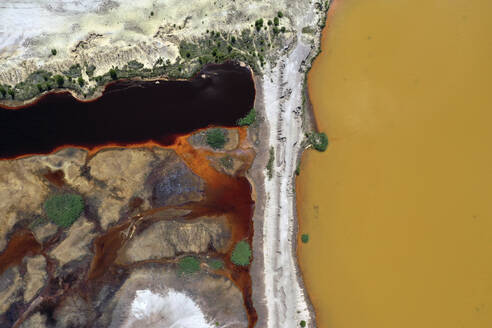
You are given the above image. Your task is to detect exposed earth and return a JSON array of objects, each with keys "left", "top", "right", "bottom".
[
  {"left": 0, "top": 129, "right": 254, "bottom": 328},
  {"left": 0, "top": 0, "right": 330, "bottom": 327}
]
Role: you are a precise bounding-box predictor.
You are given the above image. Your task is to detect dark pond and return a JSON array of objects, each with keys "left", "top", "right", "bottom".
[{"left": 0, "top": 62, "right": 255, "bottom": 158}]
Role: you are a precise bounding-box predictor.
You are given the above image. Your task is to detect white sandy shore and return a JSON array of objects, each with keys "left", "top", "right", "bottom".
[{"left": 258, "top": 2, "right": 327, "bottom": 328}]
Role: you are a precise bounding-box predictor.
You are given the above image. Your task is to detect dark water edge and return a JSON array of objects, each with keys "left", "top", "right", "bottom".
[{"left": 0, "top": 62, "right": 255, "bottom": 158}]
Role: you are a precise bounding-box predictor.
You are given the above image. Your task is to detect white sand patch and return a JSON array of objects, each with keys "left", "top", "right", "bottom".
[{"left": 122, "top": 289, "right": 213, "bottom": 328}]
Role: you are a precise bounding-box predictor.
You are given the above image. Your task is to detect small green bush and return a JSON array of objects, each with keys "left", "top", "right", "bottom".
[
  {"left": 277, "top": 11, "right": 284, "bottom": 18},
  {"left": 237, "top": 108, "right": 256, "bottom": 126},
  {"left": 300, "top": 320, "right": 307, "bottom": 327},
  {"left": 7, "top": 88, "right": 15, "bottom": 99},
  {"left": 274, "top": 17, "right": 279, "bottom": 26},
  {"left": 206, "top": 128, "right": 227, "bottom": 149},
  {"left": 51, "top": 49, "right": 57, "bottom": 56},
  {"left": 54, "top": 75, "right": 64, "bottom": 87},
  {"left": 308, "top": 132, "right": 329, "bottom": 152},
  {"left": 44, "top": 194, "right": 84, "bottom": 228},
  {"left": 209, "top": 259, "right": 224, "bottom": 270},
  {"left": 301, "top": 234, "right": 309, "bottom": 243},
  {"left": 231, "top": 241, "right": 252, "bottom": 266},
  {"left": 0, "top": 86, "right": 6, "bottom": 98},
  {"left": 178, "top": 256, "right": 200, "bottom": 274},
  {"left": 77, "top": 77, "right": 85, "bottom": 87},
  {"left": 109, "top": 68, "right": 117, "bottom": 80}
]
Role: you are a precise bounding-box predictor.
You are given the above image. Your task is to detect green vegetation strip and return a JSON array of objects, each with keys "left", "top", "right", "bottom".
[
  {"left": 231, "top": 240, "right": 252, "bottom": 266},
  {"left": 266, "top": 147, "right": 275, "bottom": 179},
  {"left": 237, "top": 108, "right": 256, "bottom": 126},
  {"left": 44, "top": 194, "right": 84, "bottom": 228}
]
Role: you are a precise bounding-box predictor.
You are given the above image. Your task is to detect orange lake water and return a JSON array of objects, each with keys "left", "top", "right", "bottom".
[{"left": 297, "top": 0, "right": 492, "bottom": 327}]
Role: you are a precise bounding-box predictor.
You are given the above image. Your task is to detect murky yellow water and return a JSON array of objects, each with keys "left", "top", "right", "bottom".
[{"left": 298, "top": 1, "right": 492, "bottom": 327}]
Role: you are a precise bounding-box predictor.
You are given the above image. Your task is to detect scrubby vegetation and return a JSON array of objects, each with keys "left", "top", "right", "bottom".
[
  {"left": 307, "top": 132, "right": 328, "bottom": 152},
  {"left": 219, "top": 156, "right": 234, "bottom": 170},
  {"left": 208, "top": 259, "right": 224, "bottom": 270},
  {"left": 206, "top": 128, "right": 227, "bottom": 149},
  {"left": 178, "top": 256, "right": 201, "bottom": 274},
  {"left": 1, "top": 16, "right": 292, "bottom": 102},
  {"left": 231, "top": 240, "right": 252, "bottom": 266},
  {"left": 237, "top": 108, "right": 256, "bottom": 126},
  {"left": 44, "top": 194, "right": 84, "bottom": 228},
  {"left": 266, "top": 147, "right": 275, "bottom": 179},
  {"left": 300, "top": 320, "right": 307, "bottom": 327},
  {"left": 301, "top": 234, "right": 309, "bottom": 243}
]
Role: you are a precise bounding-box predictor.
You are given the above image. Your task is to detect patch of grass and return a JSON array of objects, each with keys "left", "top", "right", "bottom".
[
  {"left": 208, "top": 259, "right": 224, "bottom": 270},
  {"left": 178, "top": 256, "right": 200, "bottom": 274},
  {"left": 301, "top": 234, "right": 309, "bottom": 243},
  {"left": 237, "top": 108, "right": 256, "bottom": 126},
  {"left": 231, "top": 240, "right": 252, "bottom": 266},
  {"left": 44, "top": 194, "right": 84, "bottom": 228},
  {"left": 206, "top": 128, "right": 227, "bottom": 149},
  {"left": 307, "top": 132, "right": 329, "bottom": 152},
  {"left": 266, "top": 147, "right": 275, "bottom": 179}
]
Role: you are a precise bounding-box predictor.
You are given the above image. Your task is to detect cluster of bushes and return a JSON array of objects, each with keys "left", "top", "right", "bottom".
[
  {"left": 44, "top": 193, "right": 84, "bottom": 228},
  {"left": 307, "top": 132, "right": 328, "bottom": 152}
]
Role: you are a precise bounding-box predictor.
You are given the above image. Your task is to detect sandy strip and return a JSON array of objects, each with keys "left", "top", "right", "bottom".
[{"left": 250, "top": 2, "right": 328, "bottom": 327}]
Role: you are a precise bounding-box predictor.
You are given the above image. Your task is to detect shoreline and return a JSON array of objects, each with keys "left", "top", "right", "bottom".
[{"left": 251, "top": 1, "right": 330, "bottom": 327}]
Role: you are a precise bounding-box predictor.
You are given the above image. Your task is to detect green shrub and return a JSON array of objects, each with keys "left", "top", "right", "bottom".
[
  {"left": 237, "top": 108, "right": 256, "bottom": 126},
  {"left": 231, "top": 241, "right": 252, "bottom": 266},
  {"left": 301, "top": 234, "right": 309, "bottom": 243},
  {"left": 0, "top": 86, "right": 6, "bottom": 98},
  {"left": 300, "top": 320, "right": 307, "bottom": 327},
  {"left": 54, "top": 75, "right": 64, "bottom": 87},
  {"left": 209, "top": 259, "right": 224, "bottom": 270},
  {"left": 51, "top": 49, "right": 57, "bottom": 56},
  {"left": 78, "top": 77, "right": 85, "bottom": 87},
  {"left": 44, "top": 194, "right": 84, "bottom": 228},
  {"left": 274, "top": 17, "right": 279, "bottom": 26},
  {"left": 7, "top": 88, "right": 15, "bottom": 99},
  {"left": 266, "top": 147, "right": 275, "bottom": 179},
  {"left": 178, "top": 256, "right": 200, "bottom": 274},
  {"left": 206, "top": 128, "right": 227, "bottom": 149},
  {"left": 109, "top": 68, "right": 117, "bottom": 80},
  {"left": 307, "top": 132, "right": 329, "bottom": 152},
  {"left": 277, "top": 11, "right": 284, "bottom": 18}
]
